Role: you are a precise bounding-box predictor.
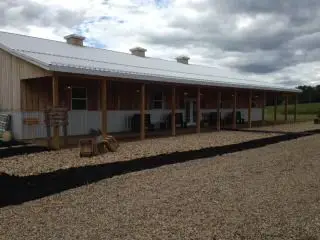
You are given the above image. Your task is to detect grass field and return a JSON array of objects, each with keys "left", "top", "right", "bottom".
[{"left": 265, "top": 102, "right": 320, "bottom": 122}]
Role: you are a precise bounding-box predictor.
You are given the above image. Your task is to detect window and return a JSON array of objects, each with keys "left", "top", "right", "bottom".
[
  {"left": 151, "top": 91, "right": 164, "bottom": 109},
  {"left": 252, "top": 100, "right": 257, "bottom": 108},
  {"left": 71, "top": 87, "right": 87, "bottom": 110}
]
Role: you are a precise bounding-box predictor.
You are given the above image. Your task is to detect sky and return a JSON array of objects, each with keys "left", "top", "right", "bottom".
[{"left": 1, "top": 0, "right": 320, "bottom": 87}]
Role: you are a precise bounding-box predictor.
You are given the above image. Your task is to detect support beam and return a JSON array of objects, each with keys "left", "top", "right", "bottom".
[
  {"left": 248, "top": 90, "right": 252, "bottom": 128},
  {"left": 196, "top": 87, "right": 201, "bottom": 133},
  {"left": 284, "top": 95, "right": 288, "bottom": 122},
  {"left": 294, "top": 94, "right": 298, "bottom": 123},
  {"left": 217, "top": 91, "right": 221, "bottom": 131},
  {"left": 140, "top": 83, "right": 146, "bottom": 140},
  {"left": 52, "top": 74, "right": 60, "bottom": 150},
  {"left": 101, "top": 80, "right": 107, "bottom": 135},
  {"left": 274, "top": 94, "right": 278, "bottom": 124},
  {"left": 262, "top": 91, "right": 266, "bottom": 125},
  {"left": 171, "top": 86, "right": 176, "bottom": 136},
  {"left": 232, "top": 90, "right": 237, "bottom": 129}
]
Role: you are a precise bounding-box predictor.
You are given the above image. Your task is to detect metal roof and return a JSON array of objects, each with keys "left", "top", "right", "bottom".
[{"left": 0, "top": 31, "right": 300, "bottom": 93}]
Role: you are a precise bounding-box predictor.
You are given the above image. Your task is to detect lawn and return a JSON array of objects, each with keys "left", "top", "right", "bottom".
[{"left": 265, "top": 102, "right": 320, "bottom": 122}]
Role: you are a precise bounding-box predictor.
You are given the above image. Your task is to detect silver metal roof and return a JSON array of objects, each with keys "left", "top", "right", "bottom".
[{"left": 0, "top": 31, "right": 300, "bottom": 93}]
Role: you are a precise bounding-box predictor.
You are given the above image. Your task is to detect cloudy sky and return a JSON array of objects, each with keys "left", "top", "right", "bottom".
[{"left": 1, "top": 0, "right": 320, "bottom": 87}]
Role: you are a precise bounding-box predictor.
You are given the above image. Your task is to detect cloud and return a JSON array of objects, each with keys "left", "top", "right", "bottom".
[
  {"left": 0, "top": 0, "right": 85, "bottom": 31},
  {"left": 0, "top": 0, "right": 320, "bottom": 86}
]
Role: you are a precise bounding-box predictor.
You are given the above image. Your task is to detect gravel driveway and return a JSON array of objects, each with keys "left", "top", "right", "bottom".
[
  {"left": 0, "top": 125, "right": 319, "bottom": 239},
  {"left": 1, "top": 121, "right": 318, "bottom": 176},
  {"left": 1, "top": 130, "right": 280, "bottom": 176}
]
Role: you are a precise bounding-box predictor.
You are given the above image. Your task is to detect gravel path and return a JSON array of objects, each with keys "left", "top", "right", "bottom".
[
  {"left": 0, "top": 130, "right": 281, "bottom": 176},
  {"left": 250, "top": 121, "right": 320, "bottom": 132},
  {"left": 0, "top": 132, "right": 319, "bottom": 239},
  {"left": 1, "top": 122, "right": 318, "bottom": 176}
]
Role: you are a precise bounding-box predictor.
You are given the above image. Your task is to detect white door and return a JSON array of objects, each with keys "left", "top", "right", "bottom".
[{"left": 185, "top": 98, "right": 197, "bottom": 126}]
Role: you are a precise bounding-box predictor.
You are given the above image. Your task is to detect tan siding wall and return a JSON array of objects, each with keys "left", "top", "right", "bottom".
[{"left": 0, "top": 49, "right": 51, "bottom": 110}]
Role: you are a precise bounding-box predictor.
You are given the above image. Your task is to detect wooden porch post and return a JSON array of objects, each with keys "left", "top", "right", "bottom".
[
  {"left": 196, "top": 87, "right": 201, "bottom": 133},
  {"left": 294, "top": 94, "right": 298, "bottom": 122},
  {"left": 101, "top": 80, "right": 107, "bottom": 135},
  {"left": 52, "top": 74, "right": 60, "bottom": 150},
  {"left": 217, "top": 91, "right": 221, "bottom": 131},
  {"left": 274, "top": 94, "right": 278, "bottom": 124},
  {"left": 248, "top": 90, "right": 252, "bottom": 128},
  {"left": 140, "top": 83, "right": 146, "bottom": 140},
  {"left": 171, "top": 86, "right": 176, "bottom": 136},
  {"left": 284, "top": 95, "right": 288, "bottom": 122},
  {"left": 262, "top": 91, "right": 266, "bottom": 125},
  {"left": 232, "top": 90, "right": 237, "bottom": 129}
]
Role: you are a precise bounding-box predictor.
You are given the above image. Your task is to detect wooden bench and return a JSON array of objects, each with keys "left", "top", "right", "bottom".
[{"left": 0, "top": 114, "right": 12, "bottom": 142}]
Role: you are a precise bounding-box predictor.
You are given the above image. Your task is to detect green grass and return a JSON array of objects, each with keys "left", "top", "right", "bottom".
[{"left": 265, "top": 102, "right": 320, "bottom": 122}]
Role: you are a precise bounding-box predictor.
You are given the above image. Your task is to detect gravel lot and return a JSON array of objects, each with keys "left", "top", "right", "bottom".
[
  {"left": 0, "top": 130, "right": 282, "bottom": 176},
  {"left": 0, "top": 130, "right": 319, "bottom": 239},
  {"left": 1, "top": 122, "right": 318, "bottom": 176},
  {"left": 250, "top": 121, "right": 320, "bottom": 133}
]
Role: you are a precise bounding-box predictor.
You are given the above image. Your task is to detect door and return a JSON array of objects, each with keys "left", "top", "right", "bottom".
[{"left": 185, "top": 98, "right": 197, "bottom": 126}]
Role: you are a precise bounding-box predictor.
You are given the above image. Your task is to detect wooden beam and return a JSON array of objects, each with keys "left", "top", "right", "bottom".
[
  {"left": 52, "top": 74, "right": 60, "bottom": 150},
  {"left": 101, "top": 79, "right": 107, "bottom": 135},
  {"left": 262, "top": 91, "right": 266, "bottom": 125},
  {"left": 248, "top": 90, "right": 252, "bottom": 128},
  {"left": 294, "top": 94, "right": 298, "bottom": 122},
  {"left": 284, "top": 95, "right": 288, "bottom": 122},
  {"left": 196, "top": 87, "right": 201, "bottom": 133},
  {"left": 274, "top": 94, "right": 278, "bottom": 123},
  {"left": 232, "top": 90, "right": 237, "bottom": 129},
  {"left": 171, "top": 86, "right": 176, "bottom": 136},
  {"left": 140, "top": 83, "right": 146, "bottom": 140},
  {"left": 217, "top": 91, "right": 221, "bottom": 131}
]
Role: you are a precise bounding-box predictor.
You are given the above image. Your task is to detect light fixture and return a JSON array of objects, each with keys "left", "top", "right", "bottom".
[
  {"left": 184, "top": 92, "right": 188, "bottom": 96},
  {"left": 136, "top": 89, "right": 140, "bottom": 93}
]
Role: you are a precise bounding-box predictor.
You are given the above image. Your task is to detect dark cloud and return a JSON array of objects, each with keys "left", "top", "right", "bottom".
[
  {"left": 0, "top": 0, "right": 85, "bottom": 30},
  {"left": 144, "top": 0, "right": 320, "bottom": 78}
]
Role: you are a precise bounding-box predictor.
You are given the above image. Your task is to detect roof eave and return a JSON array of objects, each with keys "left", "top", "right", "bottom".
[
  {"left": 0, "top": 43, "right": 50, "bottom": 71},
  {"left": 49, "top": 64, "right": 301, "bottom": 93}
]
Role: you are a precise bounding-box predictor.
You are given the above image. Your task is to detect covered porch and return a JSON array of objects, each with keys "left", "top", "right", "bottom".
[{"left": 17, "top": 73, "right": 298, "bottom": 148}]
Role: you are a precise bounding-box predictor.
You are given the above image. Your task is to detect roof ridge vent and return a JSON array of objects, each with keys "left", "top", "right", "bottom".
[
  {"left": 130, "top": 47, "right": 147, "bottom": 57},
  {"left": 64, "top": 34, "right": 85, "bottom": 46},
  {"left": 176, "top": 55, "right": 190, "bottom": 64}
]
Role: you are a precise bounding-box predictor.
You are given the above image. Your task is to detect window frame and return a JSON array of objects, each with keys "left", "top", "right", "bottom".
[
  {"left": 151, "top": 91, "right": 165, "bottom": 109},
  {"left": 71, "top": 87, "right": 88, "bottom": 110}
]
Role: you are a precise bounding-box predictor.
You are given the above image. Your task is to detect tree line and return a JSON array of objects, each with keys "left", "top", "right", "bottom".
[{"left": 296, "top": 85, "right": 320, "bottom": 103}]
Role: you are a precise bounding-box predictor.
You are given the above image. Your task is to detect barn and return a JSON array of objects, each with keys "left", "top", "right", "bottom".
[{"left": 0, "top": 31, "right": 300, "bottom": 148}]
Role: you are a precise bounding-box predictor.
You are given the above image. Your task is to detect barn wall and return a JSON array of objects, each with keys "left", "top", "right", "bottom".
[{"left": 0, "top": 49, "right": 51, "bottom": 111}]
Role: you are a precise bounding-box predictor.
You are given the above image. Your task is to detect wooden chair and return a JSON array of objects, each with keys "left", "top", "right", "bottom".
[
  {"left": 165, "top": 112, "right": 184, "bottom": 129},
  {"left": 130, "top": 114, "right": 155, "bottom": 132}
]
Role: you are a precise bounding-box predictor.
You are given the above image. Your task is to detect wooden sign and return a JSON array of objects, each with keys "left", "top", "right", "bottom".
[
  {"left": 23, "top": 118, "right": 40, "bottom": 125},
  {"left": 44, "top": 106, "right": 69, "bottom": 127}
]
